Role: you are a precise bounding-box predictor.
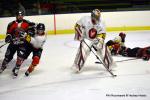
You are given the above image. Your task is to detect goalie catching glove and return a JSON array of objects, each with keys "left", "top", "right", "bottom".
[{"left": 93, "top": 33, "right": 106, "bottom": 49}]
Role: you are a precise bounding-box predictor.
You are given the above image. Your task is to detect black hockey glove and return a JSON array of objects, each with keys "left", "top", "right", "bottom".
[
  {"left": 27, "top": 26, "right": 36, "bottom": 37},
  {"left": 119, "top": 46, "right": 127, "bottom": 56},
  {"left": 28, "top": 31, "right": 35, "bottom": 37},
  {"left": 111, "top": 49, "right": 117, "bottom": 55},
  {"left": 5, "top": 34, "right": 12, "bottom": 43}
]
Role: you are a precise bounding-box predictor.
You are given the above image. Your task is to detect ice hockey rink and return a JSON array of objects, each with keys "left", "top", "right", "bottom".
[{"left": 0, "top": 30, "right": 150, "bottom": 100}]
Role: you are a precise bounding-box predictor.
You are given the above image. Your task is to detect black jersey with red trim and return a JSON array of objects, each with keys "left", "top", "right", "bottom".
[
  {"left": 7, "top": 19, "right": 30, "bottom": 38},
  {"left": 124, "top": 46, "right": 150, "bottom": 58}
]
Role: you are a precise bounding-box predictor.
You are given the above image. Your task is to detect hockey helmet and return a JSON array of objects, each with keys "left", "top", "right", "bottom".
[
  {"left": 91, "top": 9, "right": 101, "bottom": 24},
  {"left": 114, "top": 36, "right": 121, "bottom": 43},
  {"left": 16, "top": 10, "right": 24, "bottom": 16},
  {"left": 16, "top": 10, "right": 24, "bottom": 22},
  {"left": 36, "top": 23, "right": 45, "bottom": 30},
  {"left": 36, "top": 23, "right": 45, "bottom": 35},
  {"left": 119, "top": 32, "right": 126, "bottom": 39}
]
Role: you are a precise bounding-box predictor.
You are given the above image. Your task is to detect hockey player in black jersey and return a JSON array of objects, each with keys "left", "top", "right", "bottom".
[
  {"left": 120, "top": 46, "right": 150, "bottom": 61},
  {"left": 0, "top": 10, "right": 32, "bottom": 74},
  {"left": 106, "top": 32, "right": 150, "bottom": 61}
]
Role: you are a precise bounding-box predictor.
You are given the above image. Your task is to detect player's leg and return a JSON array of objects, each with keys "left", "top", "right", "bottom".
[
  {"left": 12, "top": 56, "right": 25, "bottom": 77},
  {"left": 0, "top": 44, "right": 17, "bottom": 73},
  {"left": 96, "top": 44, "right": 115, "bottom": 70},
  {"left": 25, "top": 49, "right": 42, "bottom": 76},
  {"left": 73, "top": 39, "right": 92, "bottom": 72},
  {"left": 128, "top": 47, "right": 141, "bottom": 57},
  {"left": 141, "top": 46, "right": 150, "bottom": 61},
  {"left": 12, "top": 43, "right": 31, "bottom": 76}
]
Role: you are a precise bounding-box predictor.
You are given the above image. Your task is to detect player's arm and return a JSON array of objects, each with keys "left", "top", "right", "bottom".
[
  {"left": 74, "top": 23, "right": 83, "bottom": 41},
  {"left": 74, "top": 16, "right": 85, "bottom": 41},
  {"left": 96, "top": 21, "right": 106, "bottom": 45},
  {"left": 5, "top": 22, "right": 14, "bottom": 43},
  {"left": 106, "top": 40, "right": 115, "bottom": 50},
  {"left": 25, "top": 35, "right": 44, "bottom": 48},
  {"left": 96, "top": 32, "right": 106, "bottom": 44},
  {"left": 97, "top": 33, "right": 106, "bottom": 41},
  {"left": 25, "top": 27, "right": 36, "bottom": 43}
]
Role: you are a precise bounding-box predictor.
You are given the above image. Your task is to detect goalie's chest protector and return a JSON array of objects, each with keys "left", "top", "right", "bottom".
[{"left": 79, "top": 16, "right": 104, "bottom": 40}]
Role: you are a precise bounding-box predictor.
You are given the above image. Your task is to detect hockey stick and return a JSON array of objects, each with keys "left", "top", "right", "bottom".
[
  {"left": 0, "top": 38, "right": 17, "bottom": 49},
  {"left": 0, "top": 42, "right": 8, "bottom": 48},
  {"left": 0, "top": 36, "right": 25, "bottom": 49},
  {"left": 95, "top": 58, "right": 138, "bottom": 64},
  {"left": 82, "top": 39, "right": 117, "bottom": 77}
]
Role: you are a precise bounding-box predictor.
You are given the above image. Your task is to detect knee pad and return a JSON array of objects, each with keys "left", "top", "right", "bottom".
[
  {"left": 4, "top": 57, "right": 12, "bottom": 63},
  {"left": 32, "top": 56, "right": 40, "bottom": 65},
  {"left": 16, "top": 57, "right": 24, "bottom": 66}
]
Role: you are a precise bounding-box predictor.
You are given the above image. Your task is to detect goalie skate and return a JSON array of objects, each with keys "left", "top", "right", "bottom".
[{"left": 71, "top": 64, "right": 81, "bottom": 73}]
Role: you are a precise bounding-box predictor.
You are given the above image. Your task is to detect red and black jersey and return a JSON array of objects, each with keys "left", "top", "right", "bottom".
[
  {"left": 122, "top": 46, "right": 150, "bottom": 58},
  {"left": 137, "top": 46, "right": 150, "bottom": 58},
  {"left": 7, "top": 19, "right": 31, "bottom": 38}
]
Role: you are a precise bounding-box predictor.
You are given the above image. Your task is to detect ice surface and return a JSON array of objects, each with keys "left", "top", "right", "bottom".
[{"left": 0, "top": 31, "right": 150, "bottom": 100}]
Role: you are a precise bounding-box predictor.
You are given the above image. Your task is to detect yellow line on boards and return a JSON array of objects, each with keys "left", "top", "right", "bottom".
[
  {"left": 0, "top": 26, "right": 150, "bottom": 39},
  {"left": 47, "top": 26, "right": 150, "bottom": 35}
]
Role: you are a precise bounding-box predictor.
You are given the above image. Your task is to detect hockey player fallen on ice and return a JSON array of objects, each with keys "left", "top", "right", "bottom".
[
  {"left": 106, "top": 32, "right": 126, "bottom": 55},
  {"left": 106, "top": 33, "right": 150, "bottom": 61},
  {"left": 73, "top": 9, "right": 114, "bottom": 73},
  {"left": 0, "top": 10, "right": 33, "bottom": 74}
]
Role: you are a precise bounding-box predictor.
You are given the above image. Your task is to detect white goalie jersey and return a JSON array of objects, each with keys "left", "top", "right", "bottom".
[
  {"left": 73, "top": 15, "right": 115, "bottom": 73},
  {"left": 74, "top": 16, "right": 106, "bottom": 41}
]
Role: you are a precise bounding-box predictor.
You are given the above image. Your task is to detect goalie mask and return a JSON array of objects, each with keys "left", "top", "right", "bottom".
[
  {"left": 91, "top": 9, "right": 101, "bottom": 24},
  {"left": 36, "top": 23, "right": 45, "bottom": 35}
]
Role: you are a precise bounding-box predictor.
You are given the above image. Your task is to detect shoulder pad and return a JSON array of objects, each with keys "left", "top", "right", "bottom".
[{"left": 23, "top": 19, "right": 31, "bottom": 23}]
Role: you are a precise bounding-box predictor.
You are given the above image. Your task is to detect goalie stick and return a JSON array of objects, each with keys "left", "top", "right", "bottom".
[{"left": 82, "top": 39, "right": 117, "bottom": 77}]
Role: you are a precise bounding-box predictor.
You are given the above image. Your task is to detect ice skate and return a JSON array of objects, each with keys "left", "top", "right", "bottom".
[
  {"left": 25, "top": 70, "right": 30, "bottom": 76},
  {"left": 12, "top": 67, "right": 20, "bottom": 77},
  {"left": 0, "top": 66, "right": 6, "bottom": 74}
]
